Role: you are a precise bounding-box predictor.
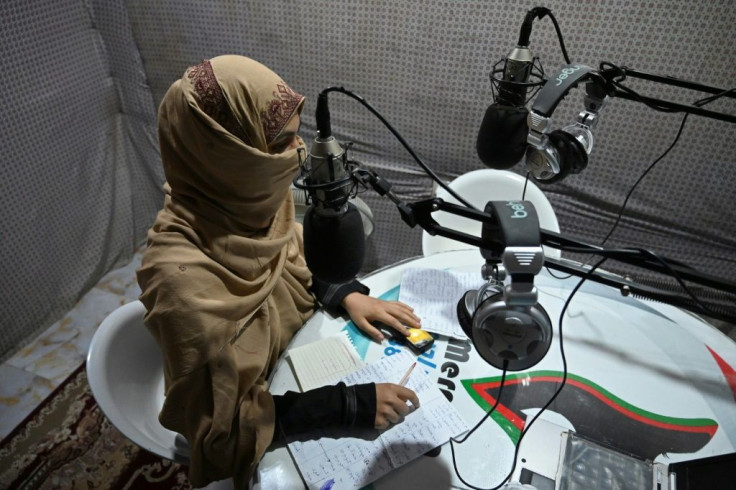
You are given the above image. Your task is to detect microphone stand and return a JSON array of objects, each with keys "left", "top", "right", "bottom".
[
  {"left": 596, "top": 64, "right": 736, "bottom": 124},
  {"left": 313, "top": 66, "right": 735, "bottom": 322},
  {"left": 353, "top": 168, "right": 736, "bottom": 324}
]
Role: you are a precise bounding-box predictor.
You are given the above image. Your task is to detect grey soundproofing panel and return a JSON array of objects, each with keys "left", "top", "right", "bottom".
[
  {"left": 2, "top": 0, "right": 734, "bottom": 361},
  {"left": 1, "top": 0, "right": 164, "bottom": 361}
]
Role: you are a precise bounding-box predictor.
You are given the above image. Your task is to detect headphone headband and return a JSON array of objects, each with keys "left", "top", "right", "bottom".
[{"left": 531, "top": 64, "right": 598, "bottom": 117}]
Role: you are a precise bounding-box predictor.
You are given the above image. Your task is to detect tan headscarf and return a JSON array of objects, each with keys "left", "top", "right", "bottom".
[{"left": 137, "top": 55, "right": 315, "bottom": 487}]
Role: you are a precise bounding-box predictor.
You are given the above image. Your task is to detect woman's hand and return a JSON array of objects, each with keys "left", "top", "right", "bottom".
[
  {"left": 341, "top": 293, "right": 421, "bottom": 342},
  {"left": 374, "top": 383, "right": 419, "bottom": 430}
]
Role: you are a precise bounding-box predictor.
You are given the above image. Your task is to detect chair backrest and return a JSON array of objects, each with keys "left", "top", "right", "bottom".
[
  {"left": 422, "top": 169, "right": 561, "bottom": 259},
  {"left": 86, "top": 300, "right": 190, "bottom": 464}
]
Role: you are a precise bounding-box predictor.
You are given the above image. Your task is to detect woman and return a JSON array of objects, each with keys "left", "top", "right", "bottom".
[{"left": 136, "top": 55, "right": 421, "bottom": 488}]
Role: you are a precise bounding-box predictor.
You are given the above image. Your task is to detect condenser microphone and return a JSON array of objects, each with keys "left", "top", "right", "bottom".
[
  {"left": 497, "top": 45, "right": 534, "bottom": 108},
  {"left": 303, "top": 203, "right": 365, "bottom": 284},
  {"left": 300, "top": 92, "right": 366, "bottom": 284}
]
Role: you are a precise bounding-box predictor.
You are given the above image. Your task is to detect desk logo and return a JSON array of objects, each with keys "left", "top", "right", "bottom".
[{"left": 462, "top": 370, "right": 717, "bottom": 459}]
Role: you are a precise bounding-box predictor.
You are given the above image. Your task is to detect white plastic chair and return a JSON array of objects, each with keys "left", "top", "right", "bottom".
[
  {"left": 86, "top": 300, "right": 233, "bottom": 489},
  {"left": 86, "top": 301, "right": 189, "bottom": 463},
  {"left": 422, "top": 169, "right": 561, "bottom": 259}
]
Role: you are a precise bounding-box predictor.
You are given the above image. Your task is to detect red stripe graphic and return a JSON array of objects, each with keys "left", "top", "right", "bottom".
[
  {"left": 473, "top": 376, "right": 717, "bottom": 436},
  {"left": 706, "top": 345, "right": 736, "bottom": 404}
]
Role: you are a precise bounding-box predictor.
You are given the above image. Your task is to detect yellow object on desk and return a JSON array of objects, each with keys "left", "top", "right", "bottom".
[{"left": 407, "top": 328, "right": 433, "bottom": 346}]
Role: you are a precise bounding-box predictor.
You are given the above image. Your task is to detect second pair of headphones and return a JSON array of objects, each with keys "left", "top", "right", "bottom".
[
  {"left": 477, "top": 64, "right": 608, "bottom": 184},
  {"left": 525, "top": 64, "right": 609, "bottom": 183},
  {"left": 524, "top": 120, "right": 591, "bottom": 183},
  {"left": 455, "top": 201, "right": 553, "bottom": 372}
]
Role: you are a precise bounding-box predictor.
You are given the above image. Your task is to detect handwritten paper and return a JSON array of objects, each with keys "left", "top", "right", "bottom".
[
  {"left": 288, "top": 333, "right": 364, "bottom": 392},
  {"left": 399, "top": 267, "right": 486, "bottom": 339},
  {"left": 288, "top": 351, "right": 469, "bottom": 489}
]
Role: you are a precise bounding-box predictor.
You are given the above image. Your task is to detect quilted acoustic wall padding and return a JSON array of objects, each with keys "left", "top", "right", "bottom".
[
  {"left": 0, "top": 0, "right": 163, "bottom": 361},
  {"left": 2, "top": 0, "right": 734, "bottom": 360},
  {"left": 124, "top": 0, "right": 735, "bottom": 297}
]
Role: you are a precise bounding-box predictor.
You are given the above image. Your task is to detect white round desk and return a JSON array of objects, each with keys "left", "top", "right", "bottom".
[{"left": 259, "top": 250, "right": 736, "bottom": 489}]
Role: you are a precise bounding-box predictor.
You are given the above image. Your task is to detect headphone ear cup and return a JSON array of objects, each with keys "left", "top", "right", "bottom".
[
  {"left": 456, "top": 290, "right": 475, "bottom": 338},
  {"left": 545, "top": 130, "right": 589, "bottom": 183},
  {"left": 471, "top": 293, "right": 554, "bottom": 371}
]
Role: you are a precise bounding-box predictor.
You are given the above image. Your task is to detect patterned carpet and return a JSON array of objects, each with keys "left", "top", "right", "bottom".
[{"left": 0, "top": 363, "right": 191, "bottom": 489}]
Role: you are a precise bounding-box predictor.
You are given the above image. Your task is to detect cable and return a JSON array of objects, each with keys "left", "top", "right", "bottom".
[
  {"left": 596, "top": 85, "right": 736, "bottom": 248},
  {"left": 546, "top": 10, "right": 571, "bottom": 65},
  {"left": 521, "top": 171, "right": 530, "bottom": 200},
  {"left": 632, "top": 248, "right": 714, "bottom": 317},
  {"left": 521, "top": 7, "right": 570, "bottom": 65},
  {"left": 451, "top": 363, "right": 509, "bottom": 446},
  {"left": 546, "top": 264, "right": 573, "bottom": 280},
  {"left": 449, "top": 363, "right": 509, "bottom": 490},
  {"left": 448, "top": 257, "right": 608, "bottom": 490},
  {"left": 559, "top": 245, "right": 713, "bottom": 316},
  {"left": 319, "top": 87, "right": 475, "bottom": 210},
  {"left": 598, "top": 112, "right": 689, "bottom": 246}
]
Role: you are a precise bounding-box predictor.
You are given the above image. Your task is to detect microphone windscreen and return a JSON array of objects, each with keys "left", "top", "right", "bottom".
[
  {"left": 476, "top": 104, "right": 530, "bottom": 169},
  {"left": 303, "top": 203, "right": 366, "bottom": 284}
]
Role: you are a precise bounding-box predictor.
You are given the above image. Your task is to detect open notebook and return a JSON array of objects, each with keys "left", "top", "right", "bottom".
[
  {"left": 287, "top": 332, "right": 364, "bottom": 392},
  {"left": 398, "top": 267, "right": 485, "bottom": 339},
  {"left": 286, "top": 345, "right": 469, "bottom": 490}
]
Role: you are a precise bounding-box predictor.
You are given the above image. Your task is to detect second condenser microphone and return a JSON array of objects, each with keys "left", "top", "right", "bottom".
[
  {"left": 496, "top": 45, "right": 534, "bottom": 107},
  {"left": 476, "top": 7, "right": 550, "bottom": 170},
  {"left": 476, "top": 44, "right": 534, "bottom": 169}
]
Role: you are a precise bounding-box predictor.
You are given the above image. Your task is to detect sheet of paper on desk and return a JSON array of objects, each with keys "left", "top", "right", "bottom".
[
  {"left": 288, "top": 333, "right": 364, "bottom": 392},
  {"left": 399, "top": 267, "right": 486, "bottom": 339},
  {"left": 287, "top": 351, "right": 469, "bottom": 490}
]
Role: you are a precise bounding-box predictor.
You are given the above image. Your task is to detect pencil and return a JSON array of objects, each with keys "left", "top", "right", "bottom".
[{"left": 398, "top": 362, "right": 416, "bottom": 386}]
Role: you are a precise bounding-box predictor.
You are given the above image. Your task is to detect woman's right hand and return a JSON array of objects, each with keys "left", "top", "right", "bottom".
[{"left": 374, "top": 383, "right": 420, "bottom": 430}]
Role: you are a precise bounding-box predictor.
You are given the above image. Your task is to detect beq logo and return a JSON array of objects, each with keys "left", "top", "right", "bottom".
[
  {"left": 555, "top": 65, "right": 582, "bottom": 86},
  {"left": 507, "top": 201, "right": 527, "bottom": 219}
]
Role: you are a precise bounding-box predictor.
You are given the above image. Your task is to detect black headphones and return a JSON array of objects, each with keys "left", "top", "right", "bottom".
[
  {"left": 525, "top": 64, "right": 608, "bottom": 183},
  {"left": 456, "top": 201, "right": 553, "bottom": 371},
  {"left": 457, "top": 284, "right": 552, "bottom": 372},
  {"left": 525, "top": 123, "right": 590, "bottom": 183}
]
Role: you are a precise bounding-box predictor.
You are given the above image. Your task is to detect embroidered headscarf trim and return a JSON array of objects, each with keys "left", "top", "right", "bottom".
[
  {"left": 185, "top": 58, "right": 304, "bottom": 147},
  {"left": 186, "top": 60, "right": 251, "bottom": 145}
]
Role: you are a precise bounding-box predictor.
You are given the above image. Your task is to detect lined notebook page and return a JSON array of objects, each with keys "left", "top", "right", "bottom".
[
  {"left": 288, "top": 333, "right": 364, "bottom": 392},
  {"left": 288, "top": 351, "right": 469, "bottom": 490},
  {"left": 399, "top": 267, "right": 486, "bottom": 339}
]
